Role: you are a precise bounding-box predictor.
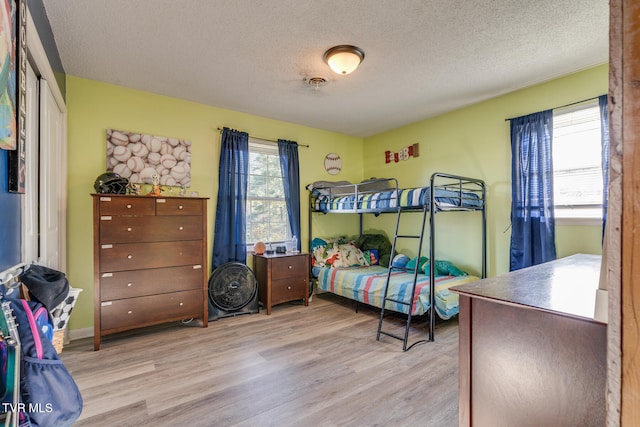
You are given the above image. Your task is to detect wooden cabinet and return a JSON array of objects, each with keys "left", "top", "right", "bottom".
[
  {"left": 92, "top": 194, "right": 208, "bottom": 350},
  {"left": 451, "top": 254, "right": 606, "bottom": 427},
  {"left": 253, "top": 253, "right": 309, "bottom": 315}
]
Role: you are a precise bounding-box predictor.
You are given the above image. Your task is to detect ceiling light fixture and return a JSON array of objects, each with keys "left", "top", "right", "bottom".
[{"left": 323, "top": 45, "right": 365, "bottom": 75}]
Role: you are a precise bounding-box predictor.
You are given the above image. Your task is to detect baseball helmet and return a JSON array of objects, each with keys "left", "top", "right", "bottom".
[{"left": 94, "top": 172, "right": 129, "bottom": 194}]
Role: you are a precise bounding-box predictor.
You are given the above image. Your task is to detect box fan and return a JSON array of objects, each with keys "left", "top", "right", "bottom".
[{"left": 208, "top": 262, "right": 259, "bottom": 320}]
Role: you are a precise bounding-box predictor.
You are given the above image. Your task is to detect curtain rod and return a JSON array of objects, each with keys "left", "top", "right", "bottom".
[
  {"left": 216, "top": 127, "right": 309, "bottom": 148},
  {"left": 504, "top": 95, "right": 603, "bottom": 122}
]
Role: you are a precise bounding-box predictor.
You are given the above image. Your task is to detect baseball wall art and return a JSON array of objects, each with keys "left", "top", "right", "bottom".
[
  {"left": 106, "top": 128, "right": 192, "bottom": 187},
  {"left": 324, "top": 152, "right": 342, "bottom": 175}
]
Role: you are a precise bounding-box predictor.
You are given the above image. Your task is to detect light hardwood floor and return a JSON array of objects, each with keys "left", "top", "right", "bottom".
[{"left": 61, "top": 294, "right": 459, "bottom": 426}]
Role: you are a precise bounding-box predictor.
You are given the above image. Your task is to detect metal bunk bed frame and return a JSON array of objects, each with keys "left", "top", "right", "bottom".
[{"left": 307, "top": 172, "right": 486, "bottom": 351}]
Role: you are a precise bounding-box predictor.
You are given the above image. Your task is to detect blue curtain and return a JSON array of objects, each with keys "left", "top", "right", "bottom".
[
  {"left": 599, "top": 94, "right": 610, "bottom": 235},
  {"left": 211, "top": 128, "right": 249, "bottom": 270},
  {"left": 278, "top": 139, "right": 301, "bottom": 251},
  {"left": 509, "top": 110, "right": 557, "bottom": 271}
]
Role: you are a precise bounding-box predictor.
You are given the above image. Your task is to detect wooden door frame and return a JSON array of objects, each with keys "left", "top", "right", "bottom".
[{"left": 610, "top": 0, "right": 640, "bottom": 425}]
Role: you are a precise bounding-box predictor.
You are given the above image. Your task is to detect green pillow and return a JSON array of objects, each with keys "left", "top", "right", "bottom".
[
  {"left": 422, "top": 260, "right": 468, "bottom": 277},
  {"left": 406, "top": 256, "right": 429, "bottom": 273}
]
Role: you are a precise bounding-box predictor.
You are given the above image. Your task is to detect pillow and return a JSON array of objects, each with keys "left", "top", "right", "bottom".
[
  {"left": 319, "top": 242, "right": 367, "bottom": 268},
  {"left": 336, "top": 242, "right": 368, "bottom": 267},
  {"left": 307, "top": 181, "right": 355, "bottom": 196},
  {"left": 406, "top": 256, "right": 429, "bottom": 273},
  {"left": 391, "top": 254, "right": 411, "bottom": 268},
  {"left": 312, "top": 237, "right": 363, "bottom": 267},
  {"left": 421, "top": 260, "right": 468, "bottom": 277},
  {"left": 351, "top": 234, "right": 392, "bottom": 267},
  {"left": 311, "top": 236, "right": 345, "bottom": 266},
  {"left": 357, "top": 178, "right": 393, "bottom": 193},
  {"left": 363, "top": 249, "right": 379, "bottom": 265}
]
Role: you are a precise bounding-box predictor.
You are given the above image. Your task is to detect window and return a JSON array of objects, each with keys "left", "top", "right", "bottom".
[
  {"left": 552, "top": 102, "right": 603, "bottom": 224},
  {"left": 246, "top": 139, "right": 290, "bottom": 246}
]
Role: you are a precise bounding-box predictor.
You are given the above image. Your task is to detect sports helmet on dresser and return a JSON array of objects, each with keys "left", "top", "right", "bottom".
[{"left": 93, "top": 172, "right": 129, "bottom": 194}]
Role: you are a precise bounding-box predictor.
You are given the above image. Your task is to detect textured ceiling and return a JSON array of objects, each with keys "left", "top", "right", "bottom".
[{"left": 42, "top": 0, "right": 609, "bottom": 138}]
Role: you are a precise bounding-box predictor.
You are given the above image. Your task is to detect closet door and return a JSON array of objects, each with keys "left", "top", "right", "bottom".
[
  {"left": 22, "top": 63, "right": 39, "bottom": 265},
  {"left": 39, "top": 79, "right": 66, "bottom": 270},
  {"left": 22, "top": 10, "right": 68, "bottom": 272}
]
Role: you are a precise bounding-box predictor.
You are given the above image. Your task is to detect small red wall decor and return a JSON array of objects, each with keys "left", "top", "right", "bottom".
[{"left": 385, "top": 143, "right": 419, "bottom": 164}]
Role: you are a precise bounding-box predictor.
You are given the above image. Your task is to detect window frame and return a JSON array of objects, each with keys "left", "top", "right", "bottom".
[
  {"left": 245, "top": 138, "right": 291, "bottom": 251},
  {"left": 552, "top": 101, "right": 604, "bottom": 226}
]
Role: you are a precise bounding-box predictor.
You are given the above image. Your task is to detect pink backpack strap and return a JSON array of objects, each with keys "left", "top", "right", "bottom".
[{"left": 21, "top": 299, "right": 43, "bottom": 359}]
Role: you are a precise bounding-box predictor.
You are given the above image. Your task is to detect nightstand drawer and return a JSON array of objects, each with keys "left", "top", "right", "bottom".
[
  {"left": 100, "top": 215, "right": 202, "bottom": 243},
  {"left": 101, "top": 290, "right": 202, "bottom": 332},
  {"left": 271, "top": 278, "right": 307, "bottom": 305},
  {"left": 270, "top": 256, "right": 307, "bottom": 280},
  {"left": 155, "top": 198, "right": 202, "bottom": 216},
  {"left": 98, "top": 196, "right": 155, "bottom": 216},
  {"left": 99, "top": 241, "right": 203, "bottom": 272},
  {"left": 100, "top": 265, "right": 204, "bottom": 300}
]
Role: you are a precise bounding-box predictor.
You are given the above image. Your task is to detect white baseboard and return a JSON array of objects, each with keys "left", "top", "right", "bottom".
[{"left": 68, "top": 327, "right": 93, "bottom": 342}]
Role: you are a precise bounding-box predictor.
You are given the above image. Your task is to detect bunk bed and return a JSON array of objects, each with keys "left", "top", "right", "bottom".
[{"left": 308, "top": 172, "right": 486, "bottom": 350}]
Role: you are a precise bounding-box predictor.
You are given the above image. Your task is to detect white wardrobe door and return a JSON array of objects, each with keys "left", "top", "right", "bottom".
[
  {"left": 39, "top": 79, "right": 66, "bottom": 270},
  {"left": 22, "top": 63, "right": 39, "bottom": 265}
]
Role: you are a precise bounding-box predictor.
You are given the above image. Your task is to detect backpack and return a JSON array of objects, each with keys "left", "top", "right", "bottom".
[{"left": 5, "top": 294, "right": 82, "bottom": 427}]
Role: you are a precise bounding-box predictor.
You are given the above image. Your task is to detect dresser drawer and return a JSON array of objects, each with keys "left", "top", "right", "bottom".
[
  {"left": 98, "top": 196, "right": 156, "bottom": 216},
  {"left": 100, "top": 215, "right": 203, "bottom": 243},
  {"left": 155, "top": 198, "right": 202, "bottom": 216},
  {"left": 271, "top": 278, "right": 307, "bottom": 305},
  {"left": 100, "top": 265, "right": 204, "bottom": 300},
  {"left": 100, "top": 290, "right": 202, "bottom": 332},
  {"left": 270, "top": 256, "right": 308, "bottom": 280},
  {"left": 100, "top": 241, "right": 203, "bottom": 272}
]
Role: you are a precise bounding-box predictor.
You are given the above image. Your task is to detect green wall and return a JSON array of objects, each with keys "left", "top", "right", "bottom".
[
  {"left": 66, "top": 76, "right": 363, "bottom": 331},
  {"left": 362, "top": 64, "right": 608, "bottom": 276},
  {"left": 66, "top": 64, "right": 608, "bottom": 334}
]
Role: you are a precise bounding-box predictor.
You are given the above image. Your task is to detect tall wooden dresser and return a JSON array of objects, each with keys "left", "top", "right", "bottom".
[{"left": 92, "top": 194, "right": 208, "bottom": 350}]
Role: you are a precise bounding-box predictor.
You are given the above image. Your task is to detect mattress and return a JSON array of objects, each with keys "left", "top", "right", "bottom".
[
  {"left": 310, "top": 186, "right": 483, "bottom": 212},
  {"left": 316, "top": 265, "right": 479, "bottom": 318}
]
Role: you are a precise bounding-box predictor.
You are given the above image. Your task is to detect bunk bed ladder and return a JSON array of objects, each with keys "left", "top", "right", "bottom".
[{"left": 376, "top": 204, "right": 429, "bottom": 351}]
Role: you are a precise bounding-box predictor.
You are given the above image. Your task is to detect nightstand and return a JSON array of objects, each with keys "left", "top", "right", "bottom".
[{"left": 253, "top": 252, "right": 310, "bottom": 314}]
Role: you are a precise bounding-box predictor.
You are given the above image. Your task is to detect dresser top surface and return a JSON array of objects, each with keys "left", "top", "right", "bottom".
[
  {"left": 451, "top": 254, "right": 603, "bottom": 322},
  {"left": 253, "top": 252, "right": 309, "bottom": 259},
  {"left": 92, "top": 193, "right": 209, "bottom": 200}
]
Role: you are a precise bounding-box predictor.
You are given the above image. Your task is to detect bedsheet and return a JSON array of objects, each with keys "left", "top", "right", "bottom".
[
  {"left": 316, "top": 265, "right": 479, "bottom": 318},
  {"left": 310, "top": 186, "right": 483, "bottom": 212}
]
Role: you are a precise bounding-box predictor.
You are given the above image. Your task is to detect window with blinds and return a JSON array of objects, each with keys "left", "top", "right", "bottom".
[
  {"left": 246, "top": 138, "right": 290, "bottom": 246},
  {"left": 552, "top": 101, "right": 603, "bottom": 223}
]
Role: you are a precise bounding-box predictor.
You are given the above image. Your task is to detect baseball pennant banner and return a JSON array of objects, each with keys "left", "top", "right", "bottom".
[{"left": 385, "top": 143, "right": 419, "bottom": 163}]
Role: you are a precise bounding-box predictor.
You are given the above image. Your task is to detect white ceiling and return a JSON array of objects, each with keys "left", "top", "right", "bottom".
[{"left": 41, "top": 0, "right": 609, "bottom": 138}]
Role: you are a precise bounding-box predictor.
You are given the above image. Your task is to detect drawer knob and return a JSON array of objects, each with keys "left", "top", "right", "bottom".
[
  {"left": 287, "top": 286, "right": 292, "bottom": 290},
  {"left": 179, "top": 302, "right": 184, "bottom": 306},
  {"left": 127, "top": 282, "right": 132, "bottom": 287},
  {"left": 288, "top": 265, "right": 292, "bottom": 269},
  {"left": 127, "top": 227, "right": 132, "bottom": 232},
  {"left": 127, "top": 310, "right": 133, "bottom": 314},
  {"left": 179, "top": 226, "right": 184, "bottom": 231},
  {"left": 179, "top": 205, "right": 183, "bottom": 209},
  {"left": 126, "top": 204, "right": 132, "bottom": 209},
  {"left": 127, "top": 255, "right": 133, "bottom": 259}
]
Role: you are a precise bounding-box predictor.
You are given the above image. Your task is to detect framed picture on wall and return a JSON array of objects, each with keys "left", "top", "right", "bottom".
[
  {"left": 4, "top": 0, "right": 27, "bottom": 193},
  {"left": 106, "top": 128, "right": 192, "bottom": 188}
]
